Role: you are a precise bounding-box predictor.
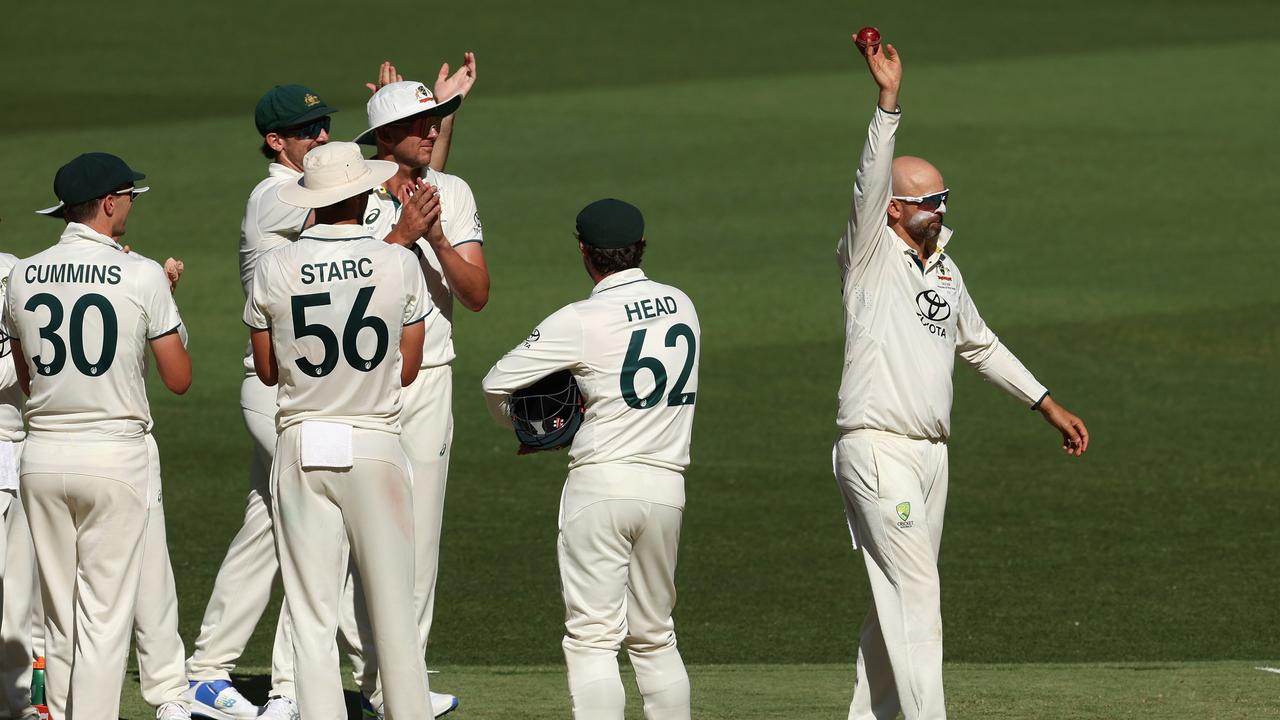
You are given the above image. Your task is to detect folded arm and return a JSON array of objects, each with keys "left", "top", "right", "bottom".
[{"left": 481, "top": 306, "right": 583, "bottom": 427}]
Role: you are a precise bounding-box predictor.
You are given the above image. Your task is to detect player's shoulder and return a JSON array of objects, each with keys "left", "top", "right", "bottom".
[{"left": 0, "top": 252, "right": 19, "bottom": 275}]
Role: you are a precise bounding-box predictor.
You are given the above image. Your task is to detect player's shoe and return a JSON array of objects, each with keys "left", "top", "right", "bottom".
[
  {"left": 359, "top": 691, "right": 459, "bottom": 718},
  {"left": 187, "top": 680, "right": 259, "bottom": 720},
  {"left": 258, "top": 697, "right": 299, "bottom": 720},
  {"left": 156, "top": 702, "right": 192, "bottom": 720},
  {"left": 431, "top": 692, "right": 460, "bottom": 717}
]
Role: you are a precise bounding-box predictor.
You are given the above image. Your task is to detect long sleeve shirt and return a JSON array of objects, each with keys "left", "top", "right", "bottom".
[
  {"left": 482, "top": 269, "right": 699, "bottom": 507},
  {"left": 836, "top": 106, "right": 1048, "bottom": 441}
]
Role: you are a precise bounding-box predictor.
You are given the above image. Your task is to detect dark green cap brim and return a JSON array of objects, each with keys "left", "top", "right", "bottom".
[{"left": 576, "top": 198, "right": 645, "bottom": 249}]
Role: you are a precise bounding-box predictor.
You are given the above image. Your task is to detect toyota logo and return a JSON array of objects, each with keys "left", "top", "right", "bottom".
[{"left": 915, "top": 290, "right": 951, "bottom": 321}]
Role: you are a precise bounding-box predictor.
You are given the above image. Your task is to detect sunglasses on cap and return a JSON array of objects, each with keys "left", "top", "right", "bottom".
[
  {"left": 282, "top": 115, "right": 331, "bottom": 139},
  {"left": 891, "top": 189, "right": 949, "bottom": 212}
]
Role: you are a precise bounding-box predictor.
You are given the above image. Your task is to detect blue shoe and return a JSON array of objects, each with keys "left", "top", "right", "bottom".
[{"left": 187, "top": 680, "right": 259, "bottom": 720}]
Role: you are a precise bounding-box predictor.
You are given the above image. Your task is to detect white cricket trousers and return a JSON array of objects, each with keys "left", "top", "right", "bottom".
[
  {"left": 559, "top": 465, "right": 690, "bottom": 720},
  {"left": 272, "top": 425, "right": 429, "bottom": 720},
  {"left": 134, "top": 478, "right": 190, "bottom": 709},
  {"left": 834, "top": 429, "right": 949, "bottom": 720},
  {"left": 20, "top": 433, "right": 155, "bottom": 720},
  {"left": 348, "top": 364, "right": 453, "bottom": 709},
  {"left": 2, "top": 484, "right": 42, "bottom": 716},
  {"left": 185, "top": 375, "right": 295, "bottom": 697}
]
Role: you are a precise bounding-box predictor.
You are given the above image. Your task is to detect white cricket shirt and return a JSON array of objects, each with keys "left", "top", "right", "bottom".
[
  {"left": 4, "top": 224, "right": 185, "bottom": 439},
  {"left": 836, "top": 106, "right": 1048, "bottom": 441},
  {"left": 0, "top": 252, "right": 25, "bottom": 443},
  {"left": 362, "top": 166, "right": 483, "bottom": 368},
  {"left": 244, "top": 223, "right": 433, "bottom": 433},
  {"left": 240, "top": 162, "right": 310, "bottom": 372},
  {"left": 483, "top": 268, "right": 700, "bottom": 495}
]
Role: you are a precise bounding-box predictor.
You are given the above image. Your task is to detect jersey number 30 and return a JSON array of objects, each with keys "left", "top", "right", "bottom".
[
  {"left": 290, "top": 287, "right": 388, "bottom": 377},
  {"left": 621, "top": 323, "right": 697, "bottom": 409},
  {"left": 23, "top": 293, "right": 117, "bottom": 377}
]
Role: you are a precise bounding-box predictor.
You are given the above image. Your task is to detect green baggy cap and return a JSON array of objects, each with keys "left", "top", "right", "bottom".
[
  {"left": 255, "top": 84, "right": 338, "bottom": 135},
  {"left": 54, "top": 152, "right": 145, "bottom": 205},
  {"left": 575, "top": 198, "right": 644, "bottom": 249}
]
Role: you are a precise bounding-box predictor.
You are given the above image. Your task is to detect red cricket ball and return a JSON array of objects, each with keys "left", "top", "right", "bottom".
[{"left": 855, "top": 26, "right": 881, "bottom": 51}]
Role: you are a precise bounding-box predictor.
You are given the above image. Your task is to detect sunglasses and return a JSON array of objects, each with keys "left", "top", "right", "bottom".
[
  {"left": 282, "top": 115, "right": 332, "bottom": 139},
  {"left": 109, "top": 187, "right": 142, "bottom": 200},
  {"left": 891, "top": 189, "right": 949, "bottom": 212},
  {"left": 389, "top": 113, "right": 444, "bottom": 134}
]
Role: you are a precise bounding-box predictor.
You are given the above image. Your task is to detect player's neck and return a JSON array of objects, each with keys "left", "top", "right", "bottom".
[
  {"left": 275, "top": 152, "right": 305, "bottom": 174},
  {"left": 383, "top": 161, "right": 422, "bottom": 197},
  {"left": 73, "top": 217, "right": 116, "bottom": 241}
]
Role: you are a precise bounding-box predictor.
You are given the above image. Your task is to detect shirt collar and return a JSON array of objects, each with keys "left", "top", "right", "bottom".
[
  {"left": 898, "top": 225, "right": 954, "bottom": 267},
  {"left": 298, "top": 223, "right": 375, "bottom": 242},
  {"left": 57, "top": 222, "right": 122, "bottom": 250},
  {"left": 591, "top": 268, "right": 648, "bottom": 296},
  {"left": 268, "top": 162, "right": 302, "bottom": 179}
]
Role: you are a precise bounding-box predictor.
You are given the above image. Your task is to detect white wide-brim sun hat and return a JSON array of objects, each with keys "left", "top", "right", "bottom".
[
  {"left": 36, "top": 186, "right": 150, "bottom": 218},
  {"left": 354, "top": 80, "right": 462, "bottom": 145},
  {"left": 277, "top": 142, "right": 397, "bottom": 209}
]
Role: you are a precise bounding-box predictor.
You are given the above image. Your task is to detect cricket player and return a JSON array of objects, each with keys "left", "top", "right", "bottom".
[
  {"left": 483, "top": 199, "right": 698, "bottom": 720},
  {"left": 243, "top": 141, "right": 435, "bottom": 720},
  {"left": 351, "top": 75, "right": 486, "bottom": 718},
  {"left": 0, "top": 250, "right": 40, "bottom": 720},
  {"left": 5, "top": 152, "right": 192, "bottom": 720},
  {"left": 833, "top": 38, "right": 1089, "bottom": 719},
  {"left": 190, "top": 58, "right": 474, "bottom": 719},
  {"left": 187, "top": 82, "right": 339, "bottom": 720}
]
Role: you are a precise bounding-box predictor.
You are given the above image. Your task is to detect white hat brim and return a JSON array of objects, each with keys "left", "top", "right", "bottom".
[
  {"left": 353, "top": 93, "right": 464, "bottom": 145},
  {"left": 276, "top": 160, "right": 398, "bottom": 209},
  {"left": 36, "top": 186, "right": 150, "bottom": 218}
]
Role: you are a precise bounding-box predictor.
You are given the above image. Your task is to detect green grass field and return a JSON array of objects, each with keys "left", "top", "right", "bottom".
[{"left": 1, "top": 1, "right": 1278, "bottom": 717}]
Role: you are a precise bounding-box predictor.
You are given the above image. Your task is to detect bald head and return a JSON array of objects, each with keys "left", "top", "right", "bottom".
[{"left": 891, "top": 156, "right": 945, "bottom": 197}]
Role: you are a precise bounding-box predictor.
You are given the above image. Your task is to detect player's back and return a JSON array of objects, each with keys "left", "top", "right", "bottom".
[
  {"left": 4, "top": 226, "right": 182, "bottom": 439},
  {"left": 570, "top": 269, "right": 700, "bottom": 473},
  {"left": 247, "top": 226, "right": 430, "bottom": 433}
]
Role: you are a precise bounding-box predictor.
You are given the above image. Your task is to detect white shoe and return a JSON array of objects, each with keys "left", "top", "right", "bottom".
[
  {"left": 361, "top": 691, "right": 459, "bottom": 719},
  {"left": 431, "top": 691, "right": 459, "bottom": 718},
  {"left": 188, "top": 680, "right": 259, "bottom": 720},
  {"left": 157, "top": 703, "right": 192, "bottom": 720},
  {"left": 258, "top": 697, "right": 299, "bottom": 720}
]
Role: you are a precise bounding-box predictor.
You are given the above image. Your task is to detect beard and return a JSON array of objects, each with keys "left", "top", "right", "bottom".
[{"left": 903, "top": 211, "right": 942, "bottom": 245}]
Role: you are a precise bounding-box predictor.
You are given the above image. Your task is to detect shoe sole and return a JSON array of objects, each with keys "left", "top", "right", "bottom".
[
  {"left": 190, "top": 703, "right": 258, "bottom": 720},
  {"left": 434, "top": 696, "right": 459, "bottom": 718}
]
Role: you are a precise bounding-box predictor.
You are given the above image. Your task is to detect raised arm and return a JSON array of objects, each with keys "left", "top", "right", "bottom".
[
  {"left": 481, "top": 306, "right": 582, "bottom": 427},
  {"left": 838, "top": 37, "right": 903, "bottom": 272},
  {"left": 954, "top": 280, "right": 1089, "bottom": 456},
  {"left": 429, "top": 52, "right": 477, "bottom": 172}
]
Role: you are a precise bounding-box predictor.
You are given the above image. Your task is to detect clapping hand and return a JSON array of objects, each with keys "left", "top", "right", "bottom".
[
  {"left": 394, "top": 178, "right": 446, "bottom": 248},
  {"left": 434, "top": 51, "right": 477, "bottom": 100},
  {"left": 366, "top": 61, "right": 403, "bottom": 94}
]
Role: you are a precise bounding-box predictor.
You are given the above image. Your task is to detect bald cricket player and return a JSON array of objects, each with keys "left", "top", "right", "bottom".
[
  {"left": 832, "top": 36, "right": 1090, "bottom": 720},
  {"left": 5, "top": 152, "right": 192, "bottom": 720},
  {"left": 483, "top": 199, "right": 698, "bottom": 720}
]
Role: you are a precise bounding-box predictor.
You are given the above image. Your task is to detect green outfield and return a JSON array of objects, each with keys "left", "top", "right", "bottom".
[{"left": 1, "top": 0, "right": 1277, "bottom": 717}]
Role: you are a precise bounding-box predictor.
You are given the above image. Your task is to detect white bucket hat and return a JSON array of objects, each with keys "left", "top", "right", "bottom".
[
  {"left": 277, "top": 142, "right": 397, "bottom": 209},
  {"left": 354, "top": 80, "right": 462, "bottom": 145}
]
